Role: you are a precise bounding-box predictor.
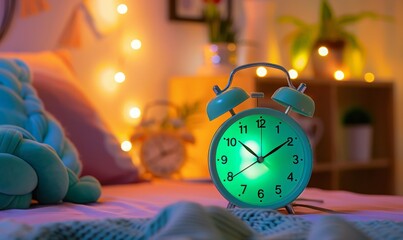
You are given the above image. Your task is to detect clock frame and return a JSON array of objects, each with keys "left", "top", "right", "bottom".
[
  {"left": 131, "top": 100, "right": 194, "bottom": 179},
  {"left": 209, "top": 108, "right": 313, "bottom": 209},
  {"left": 206, "top": 62, "right": 315, "bottom": 213}
]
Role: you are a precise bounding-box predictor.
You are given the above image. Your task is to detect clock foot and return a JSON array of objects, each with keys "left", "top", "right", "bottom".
[
  {"left": 227, "top": 202, "right": 237, "bottom": 209},
  {"left": 285, "top": 204, "right": 295, "bottom": 214}
]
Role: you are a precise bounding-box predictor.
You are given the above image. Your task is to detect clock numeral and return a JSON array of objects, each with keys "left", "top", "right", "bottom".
[
  {"left": 219, "top": 155, "right": 228, "bottom": 164},
  {"left": 227, "top": 172, "right": 234, "bottom": 181},
  {"left": 275, "top": 185, "right": 282, "bottom": 195},
  {"left": 287, "top": 172, "right": 294, "bottom": 182},
  {"left": 224, "top": 137, "right": 237, "bottom": 147},
  {"left": 287, "top": 137, "right": 294, "bottom": 146},
  {"left": 256, "top": 118, "right": 266, "bottom": 128},
  {"left": 292, "top": 155, "right": 299, "bottom": 164},
  {"left": 239, "top": 125, "right": 248, "bottom": 134},
  {"left": 258, "top": 189, "right": 264, "bottom": 198},
  {"left": 275, "top": 124, "right": 280, "bottom": 134},
  {"left": 240, "top": 184, "right": 247, "bottom": 194}
]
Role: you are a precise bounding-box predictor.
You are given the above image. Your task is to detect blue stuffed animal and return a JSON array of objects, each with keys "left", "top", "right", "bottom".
[{"left": 0, "top": 58, "right": 101, "bottom": 210}]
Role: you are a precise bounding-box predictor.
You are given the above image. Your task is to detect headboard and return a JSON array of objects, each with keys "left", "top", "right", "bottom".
[{"left": 0, "top": 0, "right": 16, "bottom": 41}]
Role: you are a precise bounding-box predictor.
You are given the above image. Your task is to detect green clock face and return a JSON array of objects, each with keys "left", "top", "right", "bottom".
[{"left": 209, "top": 108, "right": 312, "bottom": 209}]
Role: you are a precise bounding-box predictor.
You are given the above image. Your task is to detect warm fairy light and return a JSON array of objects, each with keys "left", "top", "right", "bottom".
[
  {"left": 131, "top": 39, "right": 142, "bottom": 50},
  {"left": 288, "top": 69, "right": 298, "bottom": 79},
  {"left": 334, "top": 70, "right": 345, "bottom": 80},
  {"left": 121, "top": 140, "right": 132, "bottom": 152},
  {"left": 129, "top": 107, "right": 141, "bottom": 119},
  {"left": 318, "top": 46, "right": 329, "bottom": 56},
  {"left": 117, "top": 3, "right": 128, "bottom": 15},
  {"left": 256, "top": 67, "right": 267, "bottom": 77},
  {"left": 227, "top": 43, "right": 237, "bottom": 51},
  {"left": 364, "top": 72, "right": 375, "bottom": 82},
  {"left": 114, "top": 71, "right": 126, "bottom": 83}
]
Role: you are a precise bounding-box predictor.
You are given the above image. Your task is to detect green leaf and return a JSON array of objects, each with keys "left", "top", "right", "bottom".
[
  {"left": 320, "top": 0, "right": 334, "bottom": 23},
  {"left": 337, "top": 12, "right": 393, "bottom": 26},
  {"left": 290, "top": 30, "right": 315, "bottom": 71},
  {"left": 319, "top": 0, "right": 337, "bottom": 39},
  {"left": 277, "top": 16, "right": 310, "bottom": 28},
  {"left": 341, "top": 31, "right": 365, "bottom": 77}
]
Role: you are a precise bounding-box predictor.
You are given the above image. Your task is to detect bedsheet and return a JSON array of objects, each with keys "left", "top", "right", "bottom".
[{"left": 1, "top": 179, "right": 402, "bottom": 226}]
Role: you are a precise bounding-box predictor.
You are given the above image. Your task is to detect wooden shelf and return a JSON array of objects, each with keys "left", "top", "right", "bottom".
[
  {"left": 312, "top": 163, "right": 333, "bottom": 172},
  {"left": 336, "top": 159, "right": 390, "bottom": 170}
]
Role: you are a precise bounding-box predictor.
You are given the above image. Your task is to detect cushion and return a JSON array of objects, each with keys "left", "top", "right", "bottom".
[{"left": 0, "top": 51, "right": 139, "bottom": 185}]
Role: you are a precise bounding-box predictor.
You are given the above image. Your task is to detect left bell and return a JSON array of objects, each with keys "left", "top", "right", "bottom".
[{"left": 207, "top": 87, "right": 249, "bottom": 120}]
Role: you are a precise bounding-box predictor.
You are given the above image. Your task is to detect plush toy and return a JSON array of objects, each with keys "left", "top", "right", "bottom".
[{"left": 0, "top": 58, "right": 101, "bottom": 210}]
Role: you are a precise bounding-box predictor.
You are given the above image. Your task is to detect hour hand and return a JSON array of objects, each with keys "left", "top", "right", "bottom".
[{"left": 238, "top": 140, "right": 259, "bottom": 158}]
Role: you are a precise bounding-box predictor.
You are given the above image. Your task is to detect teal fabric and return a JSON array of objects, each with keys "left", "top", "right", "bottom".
[
  {"left": 1, "top": 202, "right": 401, "bottom": 239},
  {"left": 0, "top": 58, "right": 101, "bottom": 210}
]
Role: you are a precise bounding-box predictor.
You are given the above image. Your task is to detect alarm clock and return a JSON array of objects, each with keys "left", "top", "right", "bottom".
[
  {"left": 206, "top": 62, "right": 315, "bottom": 214},
  {"left": 131, "top": 100, "right": 194, "bottom": 178}
]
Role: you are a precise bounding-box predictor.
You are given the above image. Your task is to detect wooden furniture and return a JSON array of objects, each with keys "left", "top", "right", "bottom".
[{"left": 169, "top": 74, "right": 395, "bottom": 194}]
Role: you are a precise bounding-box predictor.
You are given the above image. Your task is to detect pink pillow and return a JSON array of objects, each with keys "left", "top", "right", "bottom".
[{"left": 1, "top": 51, "right": 139, "bottom": 185}]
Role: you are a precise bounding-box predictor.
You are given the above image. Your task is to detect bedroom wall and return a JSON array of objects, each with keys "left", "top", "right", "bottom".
[{"left": 0, "top": 0, "right": 402, "bottom": 194}]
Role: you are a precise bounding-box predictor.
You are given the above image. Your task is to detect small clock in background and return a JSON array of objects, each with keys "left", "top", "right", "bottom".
[
  {"left": 131, "top": 100, "right": 194, "bottom": 179},
  {"left": 140, "top": 132, "right": 185, "bottom": 178}
]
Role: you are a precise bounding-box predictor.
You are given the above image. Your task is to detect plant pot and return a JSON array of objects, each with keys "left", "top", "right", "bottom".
[
  {"left": 345, "top": 124, "right": 373, "bottom": 162},
  {"left": 197, "top": 43, "right": 237, "bottom": 75},
  {"left": 311, "top": 40, "right": 346, "bottom": 79}
]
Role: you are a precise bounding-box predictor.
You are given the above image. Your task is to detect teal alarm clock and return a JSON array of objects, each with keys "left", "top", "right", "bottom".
[{"left": 207, "top": 62, "right": 315, "bottom": 213}]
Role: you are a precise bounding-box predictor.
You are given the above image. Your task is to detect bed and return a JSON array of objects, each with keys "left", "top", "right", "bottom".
[
  {"left": 0, "top": 52, "right": 401, "bottom": 240},
  {"left": 0, "top": 180, "right": 402, "bottom": 239}
]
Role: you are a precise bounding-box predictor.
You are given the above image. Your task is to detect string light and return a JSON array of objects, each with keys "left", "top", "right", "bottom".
[
  {"left": 121, "top": 140, "right": 132, "bottom": 152},
  {"left": 256, "top": 67, "right": 267, "bottom": 77},
  {"left": 131, "top": 39, "right": 142, "bottom": 50},
  {"left": 318, "top": 46, "right": 329, "bottom": 57},
  {"left": 334, "top": 70, "right": 345, "bottom": 80},
  {"left": 129, "top": 107, "right": 141, "bottom": 119},
  {"left": 117, "top": 3, "right": 128, "bottom": 15},
  {"left": 101, "top": 2, "right": 144, "bottom": 153},
  {"left": 114, "top": 71, "right": 126, "bottom": 83},
  {"left": 288, "top": 69, "right": 298, "bottom": 79},
  {"left": 364, "top": 72, "right": 375, "bottom": 82}
]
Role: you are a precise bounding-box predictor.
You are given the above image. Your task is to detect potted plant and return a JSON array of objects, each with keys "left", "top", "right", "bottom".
[
  {"left": 342, "top": 107, "right": 373, "bottom": 162},
  {"left": 277, "top": 0, "right": 392, "bottom": 78},
  {"left": 203, "top": 0, "right": 236, "bottom": 44},
  {"left": 198, "top": 0, "right": 237, "bottom": 75}
]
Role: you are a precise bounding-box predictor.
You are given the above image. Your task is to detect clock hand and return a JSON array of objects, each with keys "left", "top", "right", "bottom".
[
  {"left": 238, "top": 140, "right": 259, "bottom": 158},
  {"left": 161, "top": 146, "right": 179, "bottom": 156},
  {"left": 232, "top": 160, "right": 259, "bottom": 178},
  {"left": 262, "top": 138, "right": 291, "bottom": 159},
  {"left": 260, "top": 127, "right": 263, "bottom": 157}
]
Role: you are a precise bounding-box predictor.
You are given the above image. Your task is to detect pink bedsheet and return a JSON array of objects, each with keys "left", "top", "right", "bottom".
[{"left": 1, "top": 180, "right": 402, "bottom": 225}]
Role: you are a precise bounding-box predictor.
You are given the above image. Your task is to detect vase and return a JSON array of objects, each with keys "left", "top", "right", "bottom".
[
  {"left": 311, "top": 40, "right": 346, "bottom": 79},
  {"left": 294, "top": 116, "right": 324, "bottom": 161},
  {"left": 197, "top": 43, "right": 237, "bottom": 75}
]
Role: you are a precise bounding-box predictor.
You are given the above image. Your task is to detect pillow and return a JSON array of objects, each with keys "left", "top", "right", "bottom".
[{"left": 0, "top": 51, "right": 139, "bottom": 185}]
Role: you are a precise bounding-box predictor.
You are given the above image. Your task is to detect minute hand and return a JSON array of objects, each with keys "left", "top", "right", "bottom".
[{"left": 262, "top": 138, "right": 291, "bottom": 159}]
